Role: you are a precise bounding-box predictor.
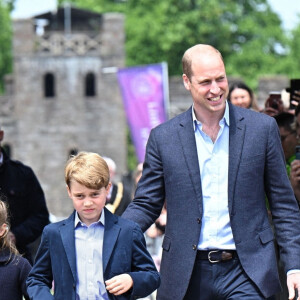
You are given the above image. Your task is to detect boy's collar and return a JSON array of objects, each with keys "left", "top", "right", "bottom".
[{"left": 74, "top": 210, "right": 105, "bottom": 228}]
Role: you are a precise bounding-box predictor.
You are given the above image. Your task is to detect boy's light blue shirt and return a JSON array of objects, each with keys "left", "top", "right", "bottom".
[{"left": 74, "top": 211, "right": 109, "bottom": 300}]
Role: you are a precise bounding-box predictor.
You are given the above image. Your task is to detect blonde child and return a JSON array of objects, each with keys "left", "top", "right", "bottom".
[
  {"left": 0, "top": 200, "right": 31, "bottom": 300},
  {"left": 27, "top": 152, "right": 160, "bottom": 299}
]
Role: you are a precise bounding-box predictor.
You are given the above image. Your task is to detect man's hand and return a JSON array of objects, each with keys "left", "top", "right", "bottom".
[
  {"left": 292, "top": 90, "right": 300, "bottom": 104},
  {"left": 287, "top": 273, "right": 300, "bottom": 300},
  {"left": 105, "top": 274, "right": 133, "bottom": 296},
  {"left": 290, "top": 160, "right": 300, "bottom": 183},
  {"left": 287, "top": 90, "right": 300, "bottom": 114}
]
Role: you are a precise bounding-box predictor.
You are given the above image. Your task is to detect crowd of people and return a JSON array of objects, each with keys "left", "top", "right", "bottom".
[
  {"left": 1, "top": 43, "right": 300, "bottom": 300},
  {"left": 228, "top": 79, "right": 300, "bottom": 208}
]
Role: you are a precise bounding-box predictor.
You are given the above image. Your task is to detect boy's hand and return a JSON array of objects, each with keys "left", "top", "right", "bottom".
[{"left": 105, "top": 274, "right": 133, "bottom": 295}]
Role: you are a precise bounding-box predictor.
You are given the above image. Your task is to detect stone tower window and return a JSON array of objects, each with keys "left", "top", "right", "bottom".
[
  {"left": 44, "top": 73, "right": 55, "bottom": 98},
  {"left": 85, "top": 72, "right": 96, "bottom": 97}
]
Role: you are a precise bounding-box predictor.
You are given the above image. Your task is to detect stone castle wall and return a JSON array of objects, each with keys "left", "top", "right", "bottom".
[{"left": 1, "top": 13, "right": 127, "bottom": 217}]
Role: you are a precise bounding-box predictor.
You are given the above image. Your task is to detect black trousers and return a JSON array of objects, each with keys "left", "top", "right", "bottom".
[{"left": 183, "top": 254, "right": 268, "bottom": 300}]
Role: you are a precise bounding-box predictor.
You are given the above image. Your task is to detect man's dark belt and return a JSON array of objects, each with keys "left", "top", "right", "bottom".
[{"left": 196, "top": 250, "right": 237, "bottom": 263}]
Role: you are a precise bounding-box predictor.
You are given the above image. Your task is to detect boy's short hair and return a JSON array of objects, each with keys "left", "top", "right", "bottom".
[{"left": 65, "top": 152, "right": 110, "bottom": 189}]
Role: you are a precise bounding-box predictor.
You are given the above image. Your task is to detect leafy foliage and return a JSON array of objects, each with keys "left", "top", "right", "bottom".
[
  {"left": 58, "top": 0, "right": 295, "bottom": 90},
  {"left": 0, "top": 0, "right": 13, "bottom": 93},
  {"left": 285, "top": 20, "right": 300, "bottom": 79}
]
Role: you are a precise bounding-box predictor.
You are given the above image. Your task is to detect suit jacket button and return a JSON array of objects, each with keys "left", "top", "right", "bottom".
[
  {"left": 192, "top": 244, "right": 197, "bottom": 250},
  {"left": 197, "top": 218, "right": 201, "bottom": 224}
]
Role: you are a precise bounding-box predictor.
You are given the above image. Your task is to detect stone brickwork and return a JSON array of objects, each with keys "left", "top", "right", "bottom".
[{"left": 0, "top": 9, "right": 126, "bottom": 217}]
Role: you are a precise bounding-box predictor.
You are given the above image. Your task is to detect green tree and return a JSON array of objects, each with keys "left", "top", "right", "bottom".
[
  {"left": 223, "top": 0, "right": 289, "bottom": 87},
  {"left": 284, "top": 17, "right": 300, "bottom": 79},
  {"left": 58, "top": 0, "right": 287, "bottom": 89},
  {"left": 0, "top": 0, "right": 13, "bottom": 93}
]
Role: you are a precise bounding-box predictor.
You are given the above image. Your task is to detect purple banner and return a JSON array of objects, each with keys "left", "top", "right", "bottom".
[{"left": 118, "top": 63, "right": 169, "bottom": 163}]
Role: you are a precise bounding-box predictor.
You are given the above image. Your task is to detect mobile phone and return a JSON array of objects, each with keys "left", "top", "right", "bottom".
[
  {"left": 265, "top": 92, "right": 282, "bottom": 110},
  {"left": 296, "top": 145, "right": 300, "bottom": 160},
  {"left": 289, "top": 79, "right": 300, "bottom": 109}
]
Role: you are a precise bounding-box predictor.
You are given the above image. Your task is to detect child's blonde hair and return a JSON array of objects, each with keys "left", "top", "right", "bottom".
[
  {"left": 0, "top": 200, "right": 19, "bottom": 257},
  {"left": 65, "top": 152, "right": 110, "bottom": 189}
]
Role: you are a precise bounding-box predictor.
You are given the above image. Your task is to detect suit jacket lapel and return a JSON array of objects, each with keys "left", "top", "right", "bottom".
[
  {"left": 103, "top": 208, "right": 121, "bottom": 272},
  {"left": 60, "top": 211, "right": 77, "bottom": 281},
  {"left": 228, "top": 103, "right": 246, "bottom": 214},
  {"left": 178, "top": 107, "right": 203, "bottom": 214}
]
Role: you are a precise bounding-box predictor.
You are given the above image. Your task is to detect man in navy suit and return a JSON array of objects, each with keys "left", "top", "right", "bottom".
[
  {"left": 27, "top": 152, "right": 160, "bottom": 299},
  {"left": 122, "top": 44, "right": 300, "bottom": 299}
]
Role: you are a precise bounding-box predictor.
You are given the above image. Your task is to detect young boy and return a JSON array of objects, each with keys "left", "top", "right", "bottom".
[{"left": 26, "top": 152, "right": 160, "bottom": 299}]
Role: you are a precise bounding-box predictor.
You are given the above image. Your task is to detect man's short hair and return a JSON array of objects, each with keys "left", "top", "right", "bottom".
[
  {"left": 65, "top": 152, "right": 110, "bottom": 189},
  {"left": 182, "top": 44, "right": 223, "bottom": 81}
]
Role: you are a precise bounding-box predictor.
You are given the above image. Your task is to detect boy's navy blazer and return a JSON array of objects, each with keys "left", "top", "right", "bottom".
[
  {"left": 27, "top": 207, "right": 160, "bottom": 300},
  {"left": 123, "top": 103, "right": 300, "bottom": 300}
]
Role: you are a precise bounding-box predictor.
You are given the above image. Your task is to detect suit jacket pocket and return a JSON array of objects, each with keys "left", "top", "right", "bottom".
[
  {"left": 259, "top": 227, "right": 274, "bottom": 244},
  {"left": 162, "top": 235, "right": 171, "bottom": 251}
]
